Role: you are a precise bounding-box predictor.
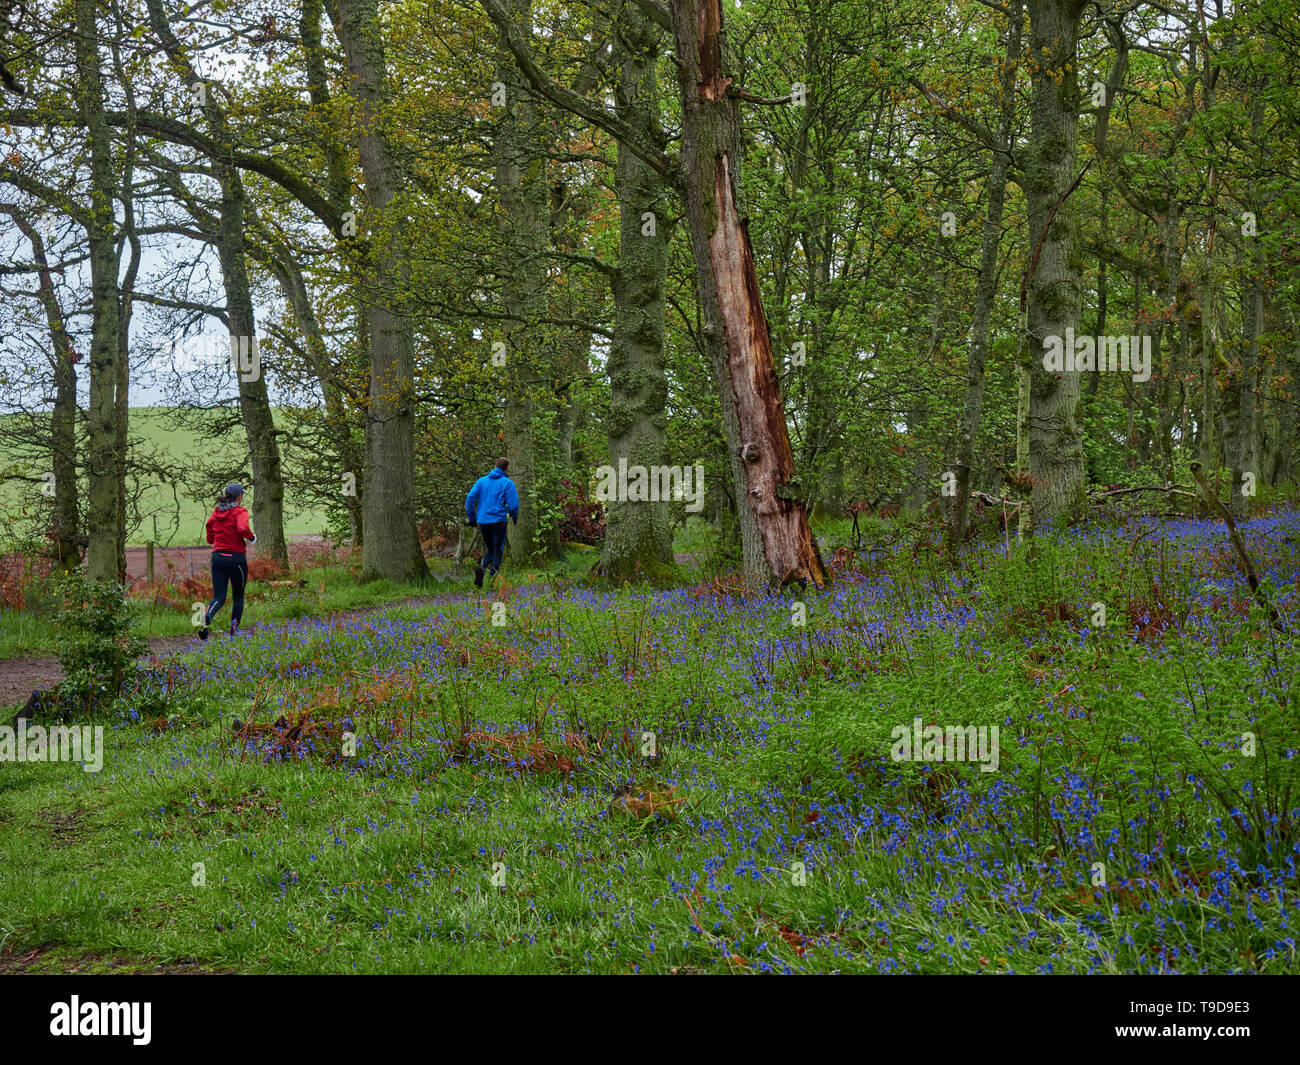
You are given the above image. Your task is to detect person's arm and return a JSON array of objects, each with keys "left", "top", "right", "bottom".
[
  {"left": 507, "top": 480, "right": 519, "bottom": 524},
  {"left": 465, "top": 480, "right": 480, "bottom": 524},
  {"left": 238, "top": 508, "right": 256, "bottom": 544},
  {"left": 205, "top": 512, "right": 215, "bottom": 545}
]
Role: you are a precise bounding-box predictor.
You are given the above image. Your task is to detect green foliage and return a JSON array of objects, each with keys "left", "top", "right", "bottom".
[
  {"left": 975, "top": 535, "right": 1077, "bottom": 631},
  {"left": 51, "top": 572, "right": 149, "bottom": 718},
  {"left": 1, "top": 512, "right": 1298, "bottom": 973}
]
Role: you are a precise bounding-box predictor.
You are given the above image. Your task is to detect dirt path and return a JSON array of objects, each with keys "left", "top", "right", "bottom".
[
  {"left": 0, "top": 593, "right": 472, "bottom": 708},
  {"left": 0, "top": 635, "right": 198, "bottom": 709},
  {"left": 0, "top": 942, "right": 234, "bottom": 974}
]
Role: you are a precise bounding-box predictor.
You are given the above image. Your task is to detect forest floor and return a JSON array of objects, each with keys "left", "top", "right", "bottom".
[
  {"left": 0, "top": 941, "right": 235, "bottom": 975},
  {"left": 0, "top": 636, "right": 193, "bottom": 708},
  {"left": 0, "top": 593, "right": 470, "bottom": 706},
  {"left": 1, "top": 510, "right": 1295, "bottom": 973}
]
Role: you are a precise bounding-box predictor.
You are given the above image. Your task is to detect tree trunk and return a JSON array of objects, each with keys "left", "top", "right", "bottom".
[
  {"left": 115, "top": 193, "right": 138, "bottom": 583},
  {"left": 548, "top": 179, "right": 590, "bottom": 475},
  {"left": 491, "top": 0, "right": 562, "bottom": 566},
  {"left": 260, "top": 229, "right": 365, "bottom": 547},
  {"left": 594, "top": 7, "right": 675, "bottom": 581},
  {"left": 145, "top": 0, "right": 291, "bottom": 567},
  {"left": 1271, "top": 307, "right": 1299, "bottom": 487},
  {"left": 1153, "top": 200, "right": 1183, "bottom": 481},
  {"left": 51, "top": 319, "right": 79, "bottom": 572},
  {"left": 1015, "top": 334, "right": 1033, "bottom": 538},
  {"left": 335, "top": 0, "right": 427, "bottom": 580},
  {"left": 1231, "top": 95, "right": 1268, "bottom": 519},
  {"left": 950, "top": 0, "right": 1023, "bottom": 552},
  {"left": 1022, "top": 0, "right": 1088, "bottom": 531},
  {"left": 1199, "top": 268, "right": 1219, "bottom": 473},
  {"left": 1234, "top": 268, "right": 1264, "bottom": 517},
  {"left": 9, "top": 209, "right": 81, "bottom": 570},
  {"left": 793, "top": 66, "right": 842, "bottom": 521},
  {"left": 216, "top": 165, "right": 290, "bottom": 567},
  {"left": 669, "top": 0, "right": 827, "bottom": 588},
  {"left": 909, "top": 267, "right": 945, "bottom": 513},
  {"left": 300, "top": 0, "right": 362, "bottom": 544},
  {"left": 76, "top": 0, "right": 123, "bottom": 584},
  {"left": 803, "top": 241, "right": 843, "bottom": 518}
]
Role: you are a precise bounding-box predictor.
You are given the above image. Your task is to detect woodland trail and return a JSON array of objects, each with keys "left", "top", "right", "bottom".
[{"left": 0, "top": 593, "right": 470, "bottom": 708}]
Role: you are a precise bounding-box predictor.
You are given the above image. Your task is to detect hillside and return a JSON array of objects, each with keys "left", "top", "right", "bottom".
[{"left": 1, "top": 407, "right": 333, "bottom": 547}]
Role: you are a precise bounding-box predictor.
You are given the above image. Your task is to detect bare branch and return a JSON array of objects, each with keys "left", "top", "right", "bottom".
[
  {"left": 2, "top": 107, "right": 350, "bottom": 235},
  {"left": 909, "top": 77, "right": 1010, "bottom": 162},
  {"left": 730, "top": 87, "right": 796, "bottom": 106},
  {"left": 478, "top": 0, "right": 674, "bottom": 183}
]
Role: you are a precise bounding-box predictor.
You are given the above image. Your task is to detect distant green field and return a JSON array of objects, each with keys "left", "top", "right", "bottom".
[{"left": 1, "top": 407, "right": 332, "bottom": 547}]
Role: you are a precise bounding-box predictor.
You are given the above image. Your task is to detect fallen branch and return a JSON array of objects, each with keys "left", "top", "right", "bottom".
[
  {"left": 1088, "top": 483, "right": 1197, "bottom": 501},
  {"left": 1189, "top": 462, "right": 1286, "bottom": 633},
  {"left": 972, "top": 490, "right": 1022, "bottom": 510}
]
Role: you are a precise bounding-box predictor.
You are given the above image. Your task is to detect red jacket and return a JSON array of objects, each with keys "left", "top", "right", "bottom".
[{"left": 206, "top": 504, "right": 255, "bottom": 553}]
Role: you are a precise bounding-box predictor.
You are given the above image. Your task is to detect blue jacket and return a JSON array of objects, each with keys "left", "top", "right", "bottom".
[{"left": 466, "top": 467, "right": 519, "bottom": 524}]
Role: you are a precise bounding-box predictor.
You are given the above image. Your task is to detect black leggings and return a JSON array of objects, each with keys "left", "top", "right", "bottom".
[
  {"left": 480, "top": 521, "right": 508, "bottom": 574},
  {"left": 206, "top": 551, "right": 248, "bottom": 626}
]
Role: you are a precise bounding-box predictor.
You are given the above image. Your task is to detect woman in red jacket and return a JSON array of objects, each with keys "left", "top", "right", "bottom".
[{"left": 200, "top": 482, "right": 256, "bottom": 640}]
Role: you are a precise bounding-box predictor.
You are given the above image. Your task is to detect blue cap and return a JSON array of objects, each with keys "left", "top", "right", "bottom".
[{"left": 225, "top": 483, "right": 245, "bottom": 498}]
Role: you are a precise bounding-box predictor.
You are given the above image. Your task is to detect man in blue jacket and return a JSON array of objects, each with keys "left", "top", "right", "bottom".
[{"left": 465, "top": 457, "right": 519, "bottom": 588}]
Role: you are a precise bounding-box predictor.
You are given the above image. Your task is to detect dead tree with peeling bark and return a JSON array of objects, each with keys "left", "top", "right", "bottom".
[
  {"left": 669, "top": 0, "right": 827, "bottom": 589},
  {"left": 479, "top": 0, "right": 827, "bottom": 589}
]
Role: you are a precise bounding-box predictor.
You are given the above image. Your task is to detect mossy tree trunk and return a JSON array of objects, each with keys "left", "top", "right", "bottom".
[
  {"left": 493, "top": 0, "right": 560, "bottom": 567},
  {"left": 335, "top": 0, "right": 427, "bottom": 581},
  {"left": 949, "top": 0, "right": 1022, "bottom": 551},
  {"left": 76, "top": 0, "right": 124, "bottom": 583},
  {"left": 1023, "top": 0, "right": 1088, "bottom": 531},
  {"left": 594, "top": 6, "right": 676, "bottom": 581}
]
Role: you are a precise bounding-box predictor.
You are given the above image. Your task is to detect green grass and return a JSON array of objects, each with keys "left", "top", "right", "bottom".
[
  {"left": 0, "top": 512, "right": 1296, "bottom": 973},
  {"left": 0, "top": 526, "right": 694, "bottom": 658},
  {"left": 0, "top": 562, "right": 468, "bottom": 658},
  {"left": 0, "top": 407, "right": 333, "bottom": 548}
]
